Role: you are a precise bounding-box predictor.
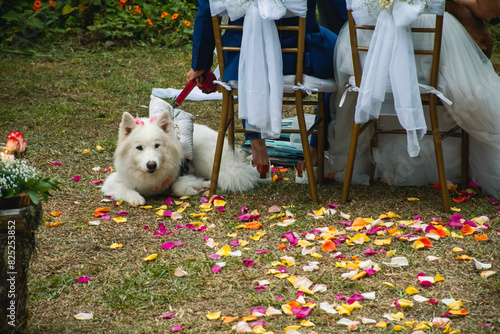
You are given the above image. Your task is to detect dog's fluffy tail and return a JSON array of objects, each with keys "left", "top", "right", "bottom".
[
  {"left": 216, "top": 147, "right": 259, "bottom": 193},
  {"left": 192, "top": 124, "right": 259, "bottom": 193}
]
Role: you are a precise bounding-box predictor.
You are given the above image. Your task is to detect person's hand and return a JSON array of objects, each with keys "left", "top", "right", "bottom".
[{"left": 187, "top": 68, "right": 207, "bottom": 85}]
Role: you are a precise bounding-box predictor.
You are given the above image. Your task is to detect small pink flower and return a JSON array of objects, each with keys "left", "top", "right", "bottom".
[
  {"left": 243, "top": 259, "right": 254, "bottom": 267},
  {"left": 77, "top": 276, "right": 90, "bottom": 283}
]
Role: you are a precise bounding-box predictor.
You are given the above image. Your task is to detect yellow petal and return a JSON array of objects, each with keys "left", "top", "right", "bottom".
[
  {"left": 252, "top": 325, "right": 266, "bottom": 333},
  {"left": 405, "top": 286, "right": 419, "bottom": 295},
  {"left": 447, "top": 300, "right": 463, "bottom": 310},
  {"left": 216, "top": 245, "right": 232, "bottom": 256},
  {"left": 227, "top": 233, "right": 238, "bottom": 237},
  {"left": 282, "top": 304, "right": 294, "bottom": 315},
  {"left": 393, "top": 325, "right": 406, "bottom": 331},
  {"left": 300, "top": 320, "right": 315, "bottom": 327},
  {"left": 374, "top": 238, "right": 392, "bottom": 246},
  {"left": 96, "top": 145, "right": 105, "bottom": 151},
  {"left": 284, "top": 326, "right": 301, "bottom": 333},
  {"left": 375, "top": 321, "right": 388, "bottom": 328},
  {"left": 139, "top": 205, "right": 153, "bottom": 209},
  {"left": 143, "top": 253, "right": 158, "bottom": 261},
  {"left": 405, "top": 321, "right": 417, "bottom": 327},
  {"left": 414, "top": 322, "right": 432, "bottom": 330},
  {"left": 206, "top": 311, "right": 221, "bottom": 320},
  {"left": 213, "top": 199, "right": 226, "bottom": 207},
  {"left": 387, "top": 250, "right": 397, "bottom": 257},
  {"left": 310, "top": 252, "right": 323, "bottom": 258},
  {"left": 82, "top": 149, "right": 90, "bottom": 154},
  {"left": 109, "top": 243, "right": 123, "bottom": 249},
  {"left": 391, "top": 312, "right": 405, "bottom": 320},
  {"left": 451, "top": 232, "right": 464, "bottom": 239},
  {"left": 112, "top": 217, "right": 127, "bottom": 223},
  {"left": 383, "top": 282, "right": 395, "bottom": 288},
  {"left": 407, "top": 197, "right": 419, "bottom": 201},
  {"left": 397, "top": 299, "right": 414, "bottom": 307},
  {"left": 434, "top": 273, "right": 445, "bottom": 282}
]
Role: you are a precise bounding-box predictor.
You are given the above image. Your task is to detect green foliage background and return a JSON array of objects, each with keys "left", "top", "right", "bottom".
[{"left": 0, "top": 0, "right": 197, "bottom": 48}]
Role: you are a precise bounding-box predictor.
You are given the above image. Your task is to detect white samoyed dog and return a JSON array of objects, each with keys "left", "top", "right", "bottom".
[{"left": 102, "top": 110, "right": 258, "bottom": 205}]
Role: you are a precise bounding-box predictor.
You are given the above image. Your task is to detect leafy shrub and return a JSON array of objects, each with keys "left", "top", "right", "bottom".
[{"left": 0, "top": 0, "right": 196, "bottom": 47}]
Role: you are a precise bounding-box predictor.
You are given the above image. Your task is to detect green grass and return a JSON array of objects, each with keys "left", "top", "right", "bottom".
[{"left": 1, "top": 45, "right": 500, "bottom": 333}]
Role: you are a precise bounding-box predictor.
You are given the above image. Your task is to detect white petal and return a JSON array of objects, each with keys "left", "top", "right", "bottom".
[
  {"left": 427, "top": 255, "right": 441, "bottom": 261},
  {"left": 473, "top": 258, "right": 492, "bottom": 270},
  {"left": 74, "top": 313, "right": 93, "bottom": 320},
  {"left": 361, "top": 317, "right": 377, "bottom": 324},
  {"left": 337, "top": 318, "right": 353, "bottom": 326},
  {"left": 361, "top": 291, "right": 376, "bottom": 300},
  {"left": 413, "top": 295, "right": 430, "bottom": 302},
  {"left": 174, "top": 267, "right": 188, "bottom": 277},
  {"left": 227, "top": 250, "right": 242, "bottom": 257}
]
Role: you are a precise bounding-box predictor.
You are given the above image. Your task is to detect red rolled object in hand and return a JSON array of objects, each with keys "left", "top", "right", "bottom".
[
  {"left": 172, "top": 71, "right": 217, "bottom": 108},
  {"left": 198, "top": 70, "right": 217, "bottom": 94}
]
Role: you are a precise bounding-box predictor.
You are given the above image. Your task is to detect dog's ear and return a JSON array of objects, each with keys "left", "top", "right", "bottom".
[
  {"left": 119, "top": 112, "right": 136, "bottom": 141},
  {"left": 156, "top": 111, "right": 173, "bottom": 133}
]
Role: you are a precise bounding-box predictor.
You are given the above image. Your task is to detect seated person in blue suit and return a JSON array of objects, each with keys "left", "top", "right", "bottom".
[{"left": 187, "top": 0, "right": 342, "bottom": 181}]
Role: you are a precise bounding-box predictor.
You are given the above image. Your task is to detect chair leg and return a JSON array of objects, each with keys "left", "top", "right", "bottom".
[
  {"left": 209, "top": 92, "right": 230, "bottom": 199},
  {"left": 341, "top": 122, "right": 361, "bottom": 204},
  {"left": 296, "top": 92, "right": 319, "bottom": 203},
  {"left": 228, "top": 95, "right": 235, "bottom": 149},
  {"left": 429, "top": 98, "right": 450, "bottom": 213},
  {"left": 317, "top": 92, "right": 325, "bottom": 185}
]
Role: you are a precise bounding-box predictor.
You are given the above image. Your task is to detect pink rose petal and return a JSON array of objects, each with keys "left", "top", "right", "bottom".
[
  {"left": 211, "top": 265, "right": 222, "bottom": 273},
  {"left": 243, "top": 258, "right": 254, "bottom": 267},
  {"left": 77, "top": 276, "right": 90, "bottom": 283},
  {"left": 72, "top": 176, "right": 80, "bottom": 182},
  {"left": 170, "top": 325, "right": 183, "bottom": 332},
  {"left": 50, "top": 161, "right": 63, "bottom": 166}
]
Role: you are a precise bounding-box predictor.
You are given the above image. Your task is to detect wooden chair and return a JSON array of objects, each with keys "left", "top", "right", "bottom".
[
  {"left": 341, "top": 10, "right": 469, "bottom": 212},
  {"left": 209, "top": 14, "right": 336, "bottom": 203}
]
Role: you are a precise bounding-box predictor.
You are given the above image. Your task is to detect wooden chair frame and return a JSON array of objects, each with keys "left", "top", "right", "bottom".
[
  {"left": 341, "top": 10, "right": 469, "bottom": 212},
  {"left": 209, "top": 15, "right": 326, "bottom": 203}
]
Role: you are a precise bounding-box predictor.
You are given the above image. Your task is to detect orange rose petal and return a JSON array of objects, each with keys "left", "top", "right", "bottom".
[
  {"left": 461, "top": 225, "right": 475, "bottom": 235},
  {"left": 222, "top": 316, "right": 238, "bottom": 323},
  {"left": 287, "top": 301, "right": 301, "bottom": 309},
  {"left": 245, "top": 222, "right": 262, "bottom": 229},
  {"left": 278, "top": 243, "right": 287, "bottom": 249},
  {"left": 241, "top": 315, "right": 257, "bottom": 322},
  {"left": 352, "top": 217, "right": 369, "bottom": 227},
  {"left": 474, "top": 234, "right": 488, "bottom": 241},
  {"left": 419, "top": 237, "right": 434, "bottom": 248},
  {"left": 321, "top": 240, "right": 337, "bottom": 252}
]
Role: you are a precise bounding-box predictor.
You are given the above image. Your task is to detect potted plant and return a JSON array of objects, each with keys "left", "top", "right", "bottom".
[{"left": 0, "top": 159, "right": 61, "bottom": 210}]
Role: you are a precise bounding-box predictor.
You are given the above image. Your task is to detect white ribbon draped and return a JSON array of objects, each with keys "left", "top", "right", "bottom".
[
  {"left": 348, "top": 0, "right": 445, "bottom": 157},
  {"left": 210, "top": 0, "right": 307, "bottom": 139}
]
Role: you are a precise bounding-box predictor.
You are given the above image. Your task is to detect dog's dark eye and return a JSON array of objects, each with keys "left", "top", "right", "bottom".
[
  {"left": 136, "top": 145, "right": 143, "bottom": 151},
  {"left": 154, "top": 144, "right": 160, "bottom": 149}
]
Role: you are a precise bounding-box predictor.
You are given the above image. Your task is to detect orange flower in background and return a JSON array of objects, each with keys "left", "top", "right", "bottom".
[
  {"left": 77, "top": 4, "right": 86, "bottom": 12},
  {"left": 172, "top": 13, "right": 179, "bottom": 20},
  {"left": 33, "top": 0, "right": 42, "bottom": 11},
  {"left": 49, "top": 0, "right": 56, "bottom": 8},
  {"left": 184, "top": 20, "right": 191, "bottom": 27},
  {"left": 118, "top": 2, "right": 123, "bottom": 7},
  {"left": 147, "top": 19, "right": 153, "bottom": 26},
  {"left": 133, "top": 5, "right": 141, "bottom": 15},
  {"left": 161, "top": 12, "right": 169, "bottom": 18}
]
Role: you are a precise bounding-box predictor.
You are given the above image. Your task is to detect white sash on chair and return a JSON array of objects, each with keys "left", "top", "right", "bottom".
[
  {"left": 210, "top": 0, "right": 307, "bottom": 139},
  {"left": 347, "top": 0, "right": 445, "bottom": 157}
]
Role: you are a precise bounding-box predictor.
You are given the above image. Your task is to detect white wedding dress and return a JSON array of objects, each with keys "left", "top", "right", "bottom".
[{"left": 327, "top": 11, "right": 500, "bottom": 199}]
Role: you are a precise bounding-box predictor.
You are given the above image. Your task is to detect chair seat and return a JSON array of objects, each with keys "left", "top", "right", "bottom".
[{"left": 228, "top": 74, "right": 337, "bottom": 93}]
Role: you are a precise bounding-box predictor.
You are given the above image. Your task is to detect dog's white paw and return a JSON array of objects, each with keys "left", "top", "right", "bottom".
[{"left": 126, "top": 192, "right": 146, "bottom": 206}]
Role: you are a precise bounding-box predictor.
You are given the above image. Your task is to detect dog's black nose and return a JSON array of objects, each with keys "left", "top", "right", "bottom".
[{"left": 146, "top": 161, "right": 157, "bottom": 172}]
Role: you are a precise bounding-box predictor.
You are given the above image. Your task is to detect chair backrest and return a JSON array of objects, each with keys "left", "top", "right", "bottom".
[
  {"left": 347, "top": 9, "right": 444, "bottom": 90},
  {"left": 211, "top": 15, "right": 307, "bottom": 87}
]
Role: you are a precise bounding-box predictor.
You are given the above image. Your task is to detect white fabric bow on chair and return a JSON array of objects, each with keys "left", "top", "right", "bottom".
[
  {"left": 348, "top": 0, "right": 445, "bottom": 157},
  {"left": 210, "top": 0, "right": 307, "bottom": 139}
]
